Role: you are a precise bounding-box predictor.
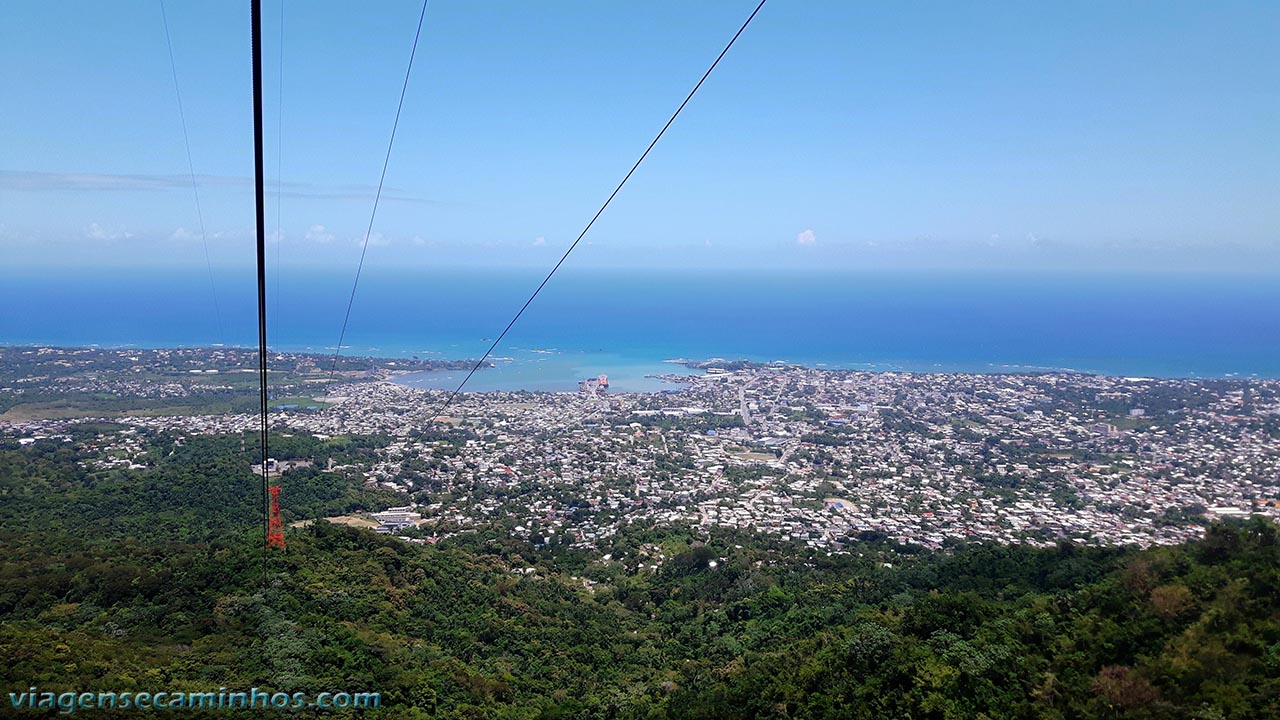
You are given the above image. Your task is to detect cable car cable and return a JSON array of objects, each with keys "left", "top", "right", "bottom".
[
  {"left": 160, "top": 0, "right": 226, "bottom": 345},
  {"left": 328, "top": 0, "right": 431, "bottom": 378},
  {"left": 427, "top": 0, "right": 768, "bottom": 424},
  {"left": 251, "top": 0, "right": 272, "bottom": 567}
]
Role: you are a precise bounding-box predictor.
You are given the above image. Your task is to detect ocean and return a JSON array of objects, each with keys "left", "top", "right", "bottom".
[{"left": 3, "top": 267, "right": 1278, "bottom": 391}]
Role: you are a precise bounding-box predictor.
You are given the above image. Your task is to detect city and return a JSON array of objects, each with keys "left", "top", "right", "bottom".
[{"left": 5, "top": 346, "right": 1277, "bottom": 562}]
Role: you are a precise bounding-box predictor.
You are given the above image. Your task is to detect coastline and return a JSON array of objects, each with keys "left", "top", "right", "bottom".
[
  {"left": 6, "top": 342, "right": 1280, "bottom": 388},
  {"left": 5, "top": 271, "right": 1280, "bottom": 381}
]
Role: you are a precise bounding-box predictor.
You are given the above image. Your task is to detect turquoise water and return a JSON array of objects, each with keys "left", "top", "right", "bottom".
[
  {"left": 3, "top": 268, "right": 1279, "bottom": 388},
  {"left": 394, "top": 352, "right": 701, "bottom": 393}
]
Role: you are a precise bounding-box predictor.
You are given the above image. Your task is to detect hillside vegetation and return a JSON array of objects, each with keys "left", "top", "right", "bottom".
[{"left": 1, "top": 435, "right": 1278, "bottom": 718}]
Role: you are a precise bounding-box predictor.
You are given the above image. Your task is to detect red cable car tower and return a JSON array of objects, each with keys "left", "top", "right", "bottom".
[{"left": 267, "top": 485, "right": 286, "bottom": 549}]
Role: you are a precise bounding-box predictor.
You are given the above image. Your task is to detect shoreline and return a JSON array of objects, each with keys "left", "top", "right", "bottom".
[{"left": 4, "top": 342, "right": 1280, "bottom": 383}]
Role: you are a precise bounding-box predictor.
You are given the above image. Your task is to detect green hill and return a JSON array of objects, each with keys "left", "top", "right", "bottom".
[{"left": 2, "top": 434, "right": 1278, "bottom": 718}]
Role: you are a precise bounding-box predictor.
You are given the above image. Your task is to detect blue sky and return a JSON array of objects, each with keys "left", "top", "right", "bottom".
[{"left": 2, "top": 0, "right": 1277, "bottom": 272}]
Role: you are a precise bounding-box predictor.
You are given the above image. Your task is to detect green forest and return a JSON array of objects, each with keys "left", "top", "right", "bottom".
[{"left": 2, "top": 433, "right": 1278, "bottom": 718}]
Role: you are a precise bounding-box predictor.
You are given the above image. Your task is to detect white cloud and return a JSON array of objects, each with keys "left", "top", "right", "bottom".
[
  {"left": 796, "top": 228, "right": 816, "bottom": 246},
  {"left": 85, "top": 222, "right": 134, "bottom": 241},
  {"left": 170, "top": 227, "right": 195, "bottom": 242},
  {"left": 532, "top": 235, "right": 546, "bottom": 247},
  {"left": 305, "top": 224, "right": 334, "bottom": 243},
  {"left": 0, "top": 224, "right": 36, "bottom": 246},
  {"left": 361, "top": 232, "right": 389, "bottom": 248},
  {"left": 412, "top": 235, "right": 428, "bottom": 247}
]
